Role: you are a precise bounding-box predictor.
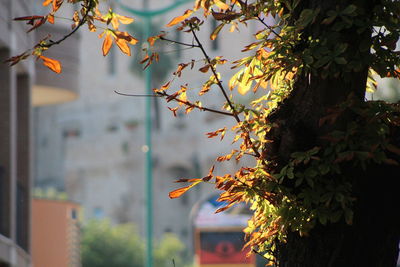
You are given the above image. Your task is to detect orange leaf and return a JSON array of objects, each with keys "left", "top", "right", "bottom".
[
  {"left": 115, "top": 38, "right": 131, "bottom": 56},
  {"left": 175, "top": 178, "right": 202, "bottom": 183},
  {"left": 166, "top": 9, "right": 193, "bottom": 27},
  {"left": 47, "top": 14, "right": 54, "bottom": 24},
  {"left": 199, "top": 65, "right": 210, "bottom": 73},
  {"left": 40, "top": 55, "right": 62, "bottom": 73},
  {"left": 52, "top": 0, "right": 63, "bottom": 12},
  {"left": 114, "top": 31, "right": 138, "bottom": 45},
  {"left": 42, "top": 0, "right": 52, "bottom": 6},
  {"left": 169, "top": 182, "right": 198, "bottom": 199},
  {"left": 215, "top": 202, "right": 235, "bottom": 213},
  {"left": 102, "top": 34, "right": 113, "bottom": 56}
]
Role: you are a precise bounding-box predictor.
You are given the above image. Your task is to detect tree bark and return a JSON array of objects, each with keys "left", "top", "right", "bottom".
[{"left": 264, "top": 0, "right": 400, "bottom": 266}]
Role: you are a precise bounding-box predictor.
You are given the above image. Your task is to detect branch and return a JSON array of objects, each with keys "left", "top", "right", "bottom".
[
  {"left": 114, "top": 90, "right": 235, "bottom": 117},
  {"left": 159, "top": 36, "right": 199, "bottom": 48},
  {"left": 190, "top": 26, "right": 238, "bottom": 120},
  {"left": 256, "top": 16, "right": 283, "bottom": 40},
  {"left": 190, "top": 25, "right": 264, "bottom": 161},
  {"left": 41, "top": 2, "right": 93, "bottom": 49}
]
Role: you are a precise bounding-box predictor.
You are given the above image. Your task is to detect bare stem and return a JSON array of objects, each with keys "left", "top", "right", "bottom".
[
  {"left": 256, "top": 16, "right": 283, "bottom": 40},
  {"left": 159, "top": 36, "right": 199, "bottom": 48},
  {"left": 114, "top": 90, "right": 235, "bottom": 117}
]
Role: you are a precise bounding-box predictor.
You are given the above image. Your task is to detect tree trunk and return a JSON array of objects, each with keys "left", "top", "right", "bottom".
[{"left": 265, "top": 0, "right": 400, "bottom": 265}]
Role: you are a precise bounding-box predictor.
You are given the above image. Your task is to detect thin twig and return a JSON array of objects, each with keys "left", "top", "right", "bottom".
[
  {"left": 160, "top": 36, "right": 200, "bottom": 48},
  {"left": 114, "top": 91, "right": 159, "bottom": 97},
  {"left": 114, "top": 90, "right": 235, "bottom": 117},
  {"left": 256, "top": 16, "right": 283, "bottom": 40},
  {"left": 252, "top": 249, "right": 268, "bottom": 259}
]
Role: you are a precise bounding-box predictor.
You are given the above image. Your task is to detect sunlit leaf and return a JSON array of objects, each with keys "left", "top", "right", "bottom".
[
  {"left": 115, "top": 38, "right": 130, "bottom": 56},
  {"left": 111, "top": 17, "right": 119, "bottom": 30},
  {"left": 114, "top": 31, "right": 138, "bottom": 45},
  {"left": 214, "top": 0, "right": 230, "bottom": 11},
  {"left": 169, "top": 181, "right": 200, "bottom": 199},
  {"left": 40, "top": 55, "right": 62, "bottom": 73},
  {"left": 166, "top": 9, "right": 193, "bottom": 27},
  {"left": 210, "top": 23, "right": 224, "bottom": 40},
  {"left": 117, "top": 15, "right": 134, "bottom": 24},
  {"left": 102, "top": 34, "right": 113, "bottom": 56},
  {"left": 47, "top": 14, "right": 54, "bottom": 24},
  {"left": 42, "top": 0, "right": 52, "bottom": 6}
]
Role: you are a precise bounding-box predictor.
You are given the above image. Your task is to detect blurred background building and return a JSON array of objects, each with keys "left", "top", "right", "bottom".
[
  {"left": 32, "top": 0, "right": 256, "bottom": 261},
  {"left": 32, "top": 197, "right": 81, "bottom": 267}
]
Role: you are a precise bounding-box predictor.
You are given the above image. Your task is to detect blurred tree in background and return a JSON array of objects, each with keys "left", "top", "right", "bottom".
[{"left": 81, "top": 220, "right": 190, "bottom": 267}]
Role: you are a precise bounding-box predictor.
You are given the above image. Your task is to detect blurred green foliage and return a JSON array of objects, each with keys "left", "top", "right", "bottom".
[{"left": 81, "top": 219, "right": 192, "bottom": 267}]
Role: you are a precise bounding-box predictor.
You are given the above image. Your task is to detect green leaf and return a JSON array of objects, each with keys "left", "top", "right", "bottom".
[
  {"left": 334, "top": 57, "right": 347, "bottom": 65},
  {"left": 341, "top": 5, "right": 357, "bottom": 16},
  {"left": 287, "top": 167, "right": 295, "bottom": 179},
  {"left": 314, "top": 55, "right": 331, "bottom": 68},
  {"left": 318, "top": 212, "right": 328, "bottom": 225},
  {"left": 329, "top": 210, "right": 343, "bottom": 223},
  {"left": 344, "top": 209, "right": 353, "bottom": 225},
  {"left": 297, "top": 9, "right": 315, "bottom": 28}
]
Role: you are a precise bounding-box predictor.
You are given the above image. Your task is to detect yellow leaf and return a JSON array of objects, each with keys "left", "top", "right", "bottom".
[
  {"left": 178, "top": 91, "right": 187, "bottom": 105},
  {"left": 238, "top": 80, "right": 252, "bottom": 95},
  {"left": 111, "top": 17, "right": 119, "bottom": 30},
  {"left": 166, "top": 9, "right": 193, "bottom": 27},
  {"left": 88, "top": 21, "right": 96, "bottom": 32},
  {"left": 115, "top": 38, "right": 131, "bottom": 56},
  {"left": 102, "top": 34, "right": 113, "bottom": 56},
  {"left": 117, "top": 15, "right": 134, "bottom": 24},
  {"left": 210, "top": 23, "right": 224, "bottom": 40},
  {"left": 40, "top": 55, "right": 62, "bottom": 73},
  {"left": 214, "top": 0, "right": 229, "bottom": 11}
]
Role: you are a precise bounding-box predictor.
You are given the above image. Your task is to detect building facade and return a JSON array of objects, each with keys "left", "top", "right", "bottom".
[
  {"left": 0, "top": 1, "right": 33, "bottom": 266},
  {"left": 31, "top": 198, "right": 81, "bottom": 267}
]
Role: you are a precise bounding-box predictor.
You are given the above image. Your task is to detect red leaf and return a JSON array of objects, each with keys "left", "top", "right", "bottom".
[{"left": 14, "top": 15, "right": 44, "bottom": 21}]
